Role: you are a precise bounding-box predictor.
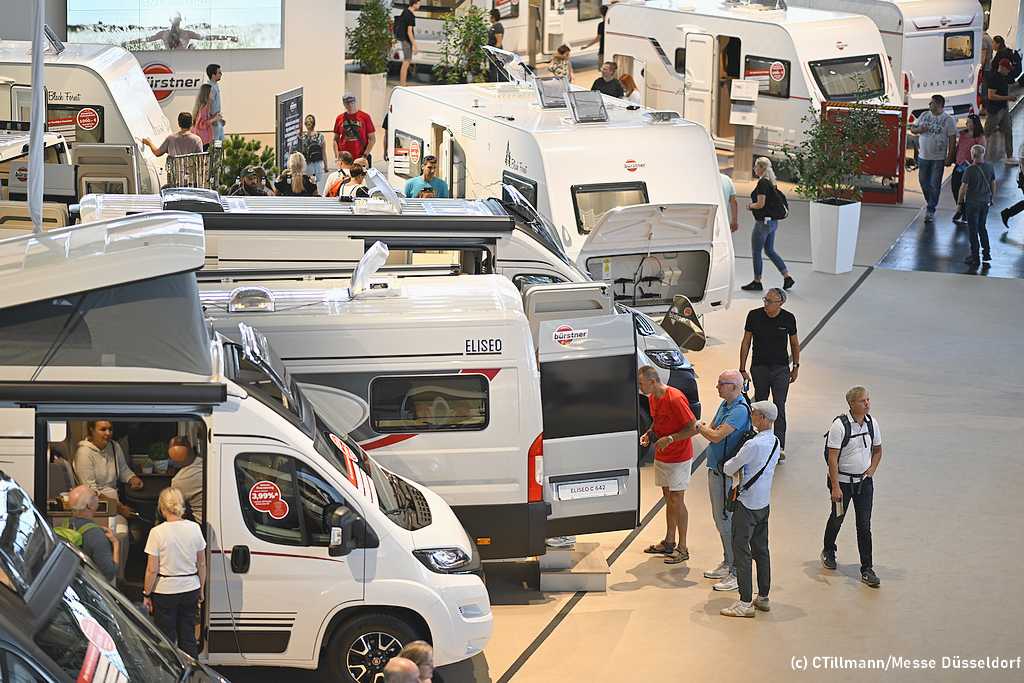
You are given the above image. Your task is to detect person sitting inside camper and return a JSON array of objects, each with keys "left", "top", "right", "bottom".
[
  {"left": 417, "top": 187, "right": 437, "bottom": 199},
  {"left": 404, "top": 156, "right": 450, "bottom": 198},
  {"left": 228, "top": 166, "right": 271, "bottom": 196},
  {"left": 592, "top": 61, "right": 625, "bottom": 99},
  {"left": 143, "top": 113, "right": 204, "bottom": 158},
  {"left": 168, "top": 436, "right": 204, "bottom": 524},
  {"left": 73, "top": 420, "right": 143, "bottom": 519},
  {"left": 64, "top": 484, "right": 120, "bottom": 583}
]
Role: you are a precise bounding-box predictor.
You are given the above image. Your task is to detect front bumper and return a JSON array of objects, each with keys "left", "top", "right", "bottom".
[{"left": 435, "top": 579, "right": 493, "bottom": 666}]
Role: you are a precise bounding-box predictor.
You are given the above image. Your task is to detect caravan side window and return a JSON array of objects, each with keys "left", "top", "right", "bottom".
[
  {"left": 744, "top": 56, "right": 791, "bottom": 99},
  {"left": 370, "top": 375, "right": 490, "bottom": 433},
  {"left": 393, "top": 130, "right": 424, "bottom": 180},
  {"left": 578, "top": 0, "right": 603, "bottom": 22},
  {"left": 674, "top": 48, "right": 686, "bottom": 75},
  {"left": 235, "top": 454, "right": 349, "bottom": 546},
  {"left": 944, "top": 32, "right": 974, "bottom": 61}
]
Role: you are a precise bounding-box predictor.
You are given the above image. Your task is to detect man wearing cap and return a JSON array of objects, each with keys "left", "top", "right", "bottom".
[
  {"left": 334, "top": 94, "right": 376, "bottom": 168},
  {"left": 985, "top": 58, "right": 1016, "bottom": 162},
  {"left": 720, "top": 401, "right": 781, "bottom": 618},
  {"left": 228, "top": 166, "right": 270, "bottom": 196}
]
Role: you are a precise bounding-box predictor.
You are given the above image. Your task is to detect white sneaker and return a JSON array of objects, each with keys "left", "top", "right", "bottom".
[
  {"left": 753, "top": 595, "right": 771, "bottom": 612},
  {"left": 720, "top": 600, "right": 755, "bottom": 618},
  {"left": 713, "top": 574, "right": 739, "bottom": 591},
  {"left": 703, "top": 562, "right": 731, "bottom": 580},
  {"left": 545, "top": 535, "right": 576, "bottom": 549}
]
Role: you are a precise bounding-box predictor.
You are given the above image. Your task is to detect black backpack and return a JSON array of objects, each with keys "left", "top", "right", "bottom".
[
  {"left": 822, "top": 414, "right": 874, "bottom": 466},
  {"left": 717, "top": 393, "right": 757, "bottom": 473},
  {"left": 767, "top": 186, "right": 789, "bottom": 220}
]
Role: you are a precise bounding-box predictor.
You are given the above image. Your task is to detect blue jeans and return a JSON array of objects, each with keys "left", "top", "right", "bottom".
[
  {"left": 751, "top": 218, "right": 788, "bottom": 279},
  {"left": 708, "top": 469, "right": 734, "bottom": 570},
  {"left": 917, "top": 158, "right": 944, "bottom": 213},
  {"left": 963, "top": 200, "right": 991, "bottom": 260}
]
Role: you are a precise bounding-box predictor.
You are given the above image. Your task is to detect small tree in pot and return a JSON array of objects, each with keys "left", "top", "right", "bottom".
[
  {"left": 434, "top": 7, "right": 489, "bottom": 84},
  {"left": 346, "top": 0, "right": 392, "bottom": 154},
  {"left": 782, "top": 93, "right": 887, "bottom": 274}
]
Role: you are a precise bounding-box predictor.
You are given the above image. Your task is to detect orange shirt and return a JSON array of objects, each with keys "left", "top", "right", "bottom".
[{"left": 648, "top": 386, "right": 695, "bottom": 463}]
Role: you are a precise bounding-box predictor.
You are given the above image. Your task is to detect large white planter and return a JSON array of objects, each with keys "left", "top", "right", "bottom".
[
  {"left": 344, "top": 70, "right": 388, "bottom": 157},
  {"left": 809, "top": 200, "right": 861, "bottom": 274}
]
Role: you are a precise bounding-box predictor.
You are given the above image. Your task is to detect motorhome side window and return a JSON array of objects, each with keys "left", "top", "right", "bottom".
[
  {"left": 393, "top": 130, "right": 425, "bottom": 179},
  {"left": 235, "top": 454, "right": 349, "bottom": 546},
  {"left": 494, "top": 0, "right": 520, "bottom": 19},
  {"left": 674, "top": 48, "right": 686, "bottom": 75},
  {"left": 541, "top": 354, "right": 637, "bottom": 439},
  {"left": 48, "top": 105, "right": 106, "bottom": 145},
  {"left": 744, "top": 56, "right": 791, "bottom": 99},
  {"left": 578, "top": 0, "right": 602, "bottom": 22},
  {"left": 370, "top": 375, "right": 489, "bottom": 433},
  {"left": 944, "top": 32, "right": 974, "bottom": 61},
  {"left": 571, "top": 182, "right": 649, "bottom": 235},
  {"left": 809, "top": 55, "right": 885, "bottom": 102}
]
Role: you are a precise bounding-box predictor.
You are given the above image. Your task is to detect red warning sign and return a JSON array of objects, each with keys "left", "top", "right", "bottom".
[
  {"left": 769, "top": 61, "right": 786, "bottom": 83},
  {"left": 76, "top": 107, "right": 100, "bottom": 131},
  {"left": 249, "top": 480, "right": 290, "bottom": 520},
  {"left": 409, "top": 143, "right": 421, "bottom": 164}
]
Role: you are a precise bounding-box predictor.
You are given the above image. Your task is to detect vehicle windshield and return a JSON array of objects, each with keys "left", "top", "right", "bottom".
[
  {"left": 503, "top": 187, "right": 588, "bottom": 280},
  {"left": 808, "top": 55, "right": 886, "bottom": 102},
  {"left": 33, "top": 563, "right": 186, "bottom": 682},
  {"left": 572, "top": 182, "right": 649, "bottom": 235}
]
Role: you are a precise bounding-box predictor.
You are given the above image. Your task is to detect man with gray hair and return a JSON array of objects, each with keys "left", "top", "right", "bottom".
[
  {"left": 696, "top": 369, "right": 752, "bottom": 591},
  {"left": 383, "top": 657, "right": 420, "bottom": 683},
  {"left": 66, "top": 485, "right": 119, "bottom": 582},
  {"left": 957, "top": 143, "right": 996, "bottom": 267},
  {"left": 720, "top": 401, "right": 780, "bottom": 618},
  {"left": 740, "top": 287, "right": 799, "bottom": 459}
]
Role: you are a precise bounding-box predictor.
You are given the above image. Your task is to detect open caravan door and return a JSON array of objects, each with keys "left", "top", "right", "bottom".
[
  {"left": 577, "top": 203, "right": 718, "bottom": 313},
  {"left": 683, "top": 32, "right": 715, "bottom": 131},
  {"left": 523, "top": 283, "right": 640, "bottom": 537}
]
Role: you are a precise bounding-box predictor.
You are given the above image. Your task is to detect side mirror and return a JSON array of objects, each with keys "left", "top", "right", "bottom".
[{"left": 327, "top": 505, "right": 363, "bottom": 557}]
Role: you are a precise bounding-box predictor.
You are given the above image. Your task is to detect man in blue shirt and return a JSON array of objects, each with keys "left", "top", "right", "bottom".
[
  {"left": 404, "top": 155, "right": 450, "bottom": 198},
  {"left": 207, "top": 64, "right": 224, "bottom": 142},
  {"left": 721, "top": 401, "right": 780, "bottom": 618},
  {"left": 696, "top": 369, "right": 751, "bottom": 592}
]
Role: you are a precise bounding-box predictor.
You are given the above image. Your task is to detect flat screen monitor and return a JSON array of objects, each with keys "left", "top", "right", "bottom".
[
  {"left": 567, "top": 91, "right": 609, "bottom": 124},
  {"left": 535, "top": 76, "right": 568, "bottom": 109}
]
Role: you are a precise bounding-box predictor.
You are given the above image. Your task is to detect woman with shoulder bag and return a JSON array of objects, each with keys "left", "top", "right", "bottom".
[
  {"left": 951, "top": 114, "right": 985, "bottom": 223},
  {"left": 300, "top": 114, "right": 327, "bottom": 191},
  {"left": 742, "top": 157, "right": 795, "bottom": 292},
  {"left": 143, "top": 488, "right": 206, "bottom": 658}
]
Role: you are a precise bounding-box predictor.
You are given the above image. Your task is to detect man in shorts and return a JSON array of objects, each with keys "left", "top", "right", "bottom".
[{"left": 639, "top": 365, "right": 698, "bottom": 564}]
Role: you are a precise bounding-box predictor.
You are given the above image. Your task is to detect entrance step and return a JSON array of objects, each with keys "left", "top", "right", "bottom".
[{"left": 539, "top": 542, "right": 611, "bottom": 593}]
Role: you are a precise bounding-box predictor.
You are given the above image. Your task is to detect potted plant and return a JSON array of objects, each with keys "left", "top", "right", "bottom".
[
  {"left": 434, "top": 7, "right": 489, "bottom": 84},
  {"left": 783, "top": 94, "right": 887, "bottom": 274},
  {"left": 217, "top": 135, "right": 277, "bottom": 194},
  {"left": 346, "top": 0, "right": 391, "bottom": 127}
]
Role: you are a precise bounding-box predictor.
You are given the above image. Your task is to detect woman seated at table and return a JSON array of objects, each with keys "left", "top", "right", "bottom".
[{"left": 73, "top": 420, "right": 143, "bottom": 518}]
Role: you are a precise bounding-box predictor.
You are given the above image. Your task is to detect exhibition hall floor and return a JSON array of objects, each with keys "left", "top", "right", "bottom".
[{"left": 222, "top": 181, "right": 1024, "bottom": 683}]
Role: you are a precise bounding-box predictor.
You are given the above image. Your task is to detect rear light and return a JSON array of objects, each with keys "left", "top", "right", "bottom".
[
  {"left": 902, "top": 72, "right": 910, "bottom": 97},
  {"left": 908, "top": 112, "right": 916, "bottom": 124},
  {"left": 527, "top": 433, "right": 544, "bottom": 502}
]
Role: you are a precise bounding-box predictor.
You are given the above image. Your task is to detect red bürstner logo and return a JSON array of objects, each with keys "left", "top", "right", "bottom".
[
  {"left": 625, "top": 159, "right": 640, "bottom": 172},
  {"left": 143, "top": 63, "right": 204, "bottom": 103},
  {"left": 144, "top": 63, "right": 175, "bottom": 102},
  {"left": 553, "top": 324, "right": 588, "bottom": 346}
]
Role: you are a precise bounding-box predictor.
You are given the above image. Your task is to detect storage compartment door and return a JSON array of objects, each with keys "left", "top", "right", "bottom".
[
  {"left": 683, "top": 32, "right": 715, "bottom": 130},
  {"left": 536, "top": 314, "right": 640, "bottom": 536},
  {"left": 0, "top": 408, "right": 37, "bottom": 499}
]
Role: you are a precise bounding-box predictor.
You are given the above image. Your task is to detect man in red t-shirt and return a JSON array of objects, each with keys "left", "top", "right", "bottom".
[
  {"left": 639, "top": 365, "right": 698, "bottom": 564},
  {"left": 333, "top": 93, "right": 376, "bottom": 165}
]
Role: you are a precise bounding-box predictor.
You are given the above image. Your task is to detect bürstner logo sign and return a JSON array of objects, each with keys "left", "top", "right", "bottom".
[
  {"left": 553, "top": 325, "right": 589, "bottom": 346},
  {"left": 143, "top": 63, "right": 204, "bottom": 103}
]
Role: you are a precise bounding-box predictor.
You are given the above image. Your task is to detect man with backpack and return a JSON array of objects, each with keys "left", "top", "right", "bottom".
[
  {"left": 696, "top": 369, "right": 752, "bottom": 592},
  {"left": 985, "top": 58, "right": 1017, "bottom": 162},
  {"left": 821, "top": 386, "right": 883, "bottom": 588},
  {"left": 63, "top": 485, "right": 119, "bottom": 582}
]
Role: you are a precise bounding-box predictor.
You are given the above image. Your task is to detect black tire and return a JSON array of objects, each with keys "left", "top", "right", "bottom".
[{"left": 324, "top": 613, "right": 421, "bottom": 683}]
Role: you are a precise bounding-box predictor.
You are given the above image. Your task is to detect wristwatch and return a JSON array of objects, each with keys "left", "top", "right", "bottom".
[
  {"left": 792, "top": 362, "right": 800, "bottom": 368},
  {"left": 668, "top": 435, "right": 675, "bottom": 444}
]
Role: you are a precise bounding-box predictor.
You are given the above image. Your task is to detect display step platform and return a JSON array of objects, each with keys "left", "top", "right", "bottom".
[{"left": 539, "top": 542, "right": 611, "bottom": 593}]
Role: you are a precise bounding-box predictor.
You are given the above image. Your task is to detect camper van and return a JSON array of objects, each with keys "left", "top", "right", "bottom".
[
  {"left": 0, "top": 213, "right": 492, "bottom": 680},
  {"left": 603, "top": 0, "right": 900, "bottom": 158},
  {"left": 0, "top": 40, "right": 171, "bottom": 194},
  {"left": 0, "top": 471, "right": 232, "bottom": 682},
  {"left": 788, "top": 0, "right": 982, "bottom": 121},
  {"left": 201, "top": 269, "right": 644, "bottom": 561},
  {"left": 386, "top": 82, "right": 735, "bottom": 316}
]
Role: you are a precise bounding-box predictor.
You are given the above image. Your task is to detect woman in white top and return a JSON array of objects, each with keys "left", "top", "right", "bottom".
[
  {"left": 619, "top": 73, "right": 642, "bottom": 104},
  {"left": 144, "top": 488, "right": 207, "bottom": 658},
  {"left": 73, "top": 420, "right": 143, "bottom": 517}
]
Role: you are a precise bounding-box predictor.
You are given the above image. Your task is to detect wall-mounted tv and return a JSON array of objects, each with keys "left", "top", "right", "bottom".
[{"left": 67, "top": 1, "right": 282, "bottom": 51}]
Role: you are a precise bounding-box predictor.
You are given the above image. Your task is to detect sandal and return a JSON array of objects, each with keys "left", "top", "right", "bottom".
[
  {"left": 664, "top": 548, "right": 690, "bottom": 564},
  {"left": 644, "top": 540, "right": 676, "bottom": 555}
]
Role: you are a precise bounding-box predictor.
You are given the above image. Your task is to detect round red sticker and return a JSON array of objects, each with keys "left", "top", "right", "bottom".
[
  {"left": 410, "top": 143, "right": 421, "bottom": 164},
  {"left": 79, "top": 617, "right": 115, "bottom": 653},
  {"left": 143, "top": 62, "right": 175, "bottom": 102},
  {"left": 769, "top": 62, "right": 786, "bottom": 83},
  {"left": 249, "top": 480, "right": 290, "bottom": 520},
  {"left": 624, "top": 159, "right": 639, "bottom": 172},
  {"left": 76, "top": 107, "right": 99, "bottom": 131}
]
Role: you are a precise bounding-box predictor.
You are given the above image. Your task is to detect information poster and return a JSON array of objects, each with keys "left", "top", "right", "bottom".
[{"left": 275, "top": 87, "right": 304, "bottom": 170}]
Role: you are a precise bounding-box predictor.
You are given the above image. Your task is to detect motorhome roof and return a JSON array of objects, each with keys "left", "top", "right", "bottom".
[
  {"left": 394, "top": 83, "right": 704, "bottom": 134},
  {"left": 0, "top": 212, "right": 205, "bottom": 308},
  {"left": 632, "top": 0, "right": 863, "bottom": 27},
  {"left": 0, "top": 130, "right": 65, "bottom": 162},
  {"left": 0, "top": 40, "right": 132, "bottom": 68},
  {"left": 202, "top": 274, "right": 528, "bottom": 326}
]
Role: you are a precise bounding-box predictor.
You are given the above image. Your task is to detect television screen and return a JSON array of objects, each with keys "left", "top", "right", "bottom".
[{"left": 67, "top": 1, "right": 282, "bottom": 51}]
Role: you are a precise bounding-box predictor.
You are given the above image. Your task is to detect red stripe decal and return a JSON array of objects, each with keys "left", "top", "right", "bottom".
[
  {"left": 460, "top": 368, "right": 501, "bottom": 380},
  {"left": 360, "top": 433, "right": 417, "bottom": 450},
  {"left": 210, "top": 549, "right": 345, "bottom": 563}
]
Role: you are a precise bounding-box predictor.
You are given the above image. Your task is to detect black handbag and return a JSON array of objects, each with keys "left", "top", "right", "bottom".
[{"left": 725, "top": 437, "right": 779, "bottom": 513}]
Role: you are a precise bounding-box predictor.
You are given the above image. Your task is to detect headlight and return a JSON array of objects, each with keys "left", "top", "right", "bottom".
[
  {"left": 645, "top": 349, "right": 687, "bottom": 369},
  {"left": 414, "top": 547, "right": 472, "bottom": 574}
]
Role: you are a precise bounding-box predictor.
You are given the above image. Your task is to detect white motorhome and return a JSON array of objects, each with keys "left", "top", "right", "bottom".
[
  {"left": 603, "top": 0, "right": 900, "bottom": 158},
  {"left": 201, "top": 270, "right": 643, "bottom": 561},
  {"left": 0, "top": 213, "right": 492, "bottom": 680},
  {"left": 386, "top": 82, "right": 735, "bottom": 315},
  {"left": 788, "top": 0, "right": 982, "bottom": 121},
  {"left": 0, "top": 40, "right": 171, "bottom": 194}
]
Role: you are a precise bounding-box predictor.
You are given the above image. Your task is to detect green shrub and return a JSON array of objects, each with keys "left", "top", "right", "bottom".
[
  {"left": 434, "top": 7, "right": 489, "bottom": 84},
  {"left": 348, "top": 0, "right": 392, "bottom": 75}
]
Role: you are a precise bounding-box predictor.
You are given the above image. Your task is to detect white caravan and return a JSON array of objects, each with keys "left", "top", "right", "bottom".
[
  {"left": 0, "top": 213, "right": 491, "bottom": 680},
  {"left": 386, "top": 82, "right": 735, "bottom": 315},
  {"left": 202, "top": 270, "right": 643, "bottom": 560},
  {"left": 603, "top": 0, "right": 899, "bottom": 158},
  {"left": 788, "top": 0, "right": 982, "bottom": 121},
  {"left": 0, "top": 40, "right": 171, "bottom": 194}
]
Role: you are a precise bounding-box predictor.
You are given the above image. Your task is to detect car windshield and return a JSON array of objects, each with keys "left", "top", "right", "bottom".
[
  {"left": 808, "top": 55, "right": 886, "bottom": 101},
  {"left": 34, "top": 563, "right": 186, "bottom": 682},
  {"left": 503, "top": 189, "right": 588, "bottom": 279}
]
